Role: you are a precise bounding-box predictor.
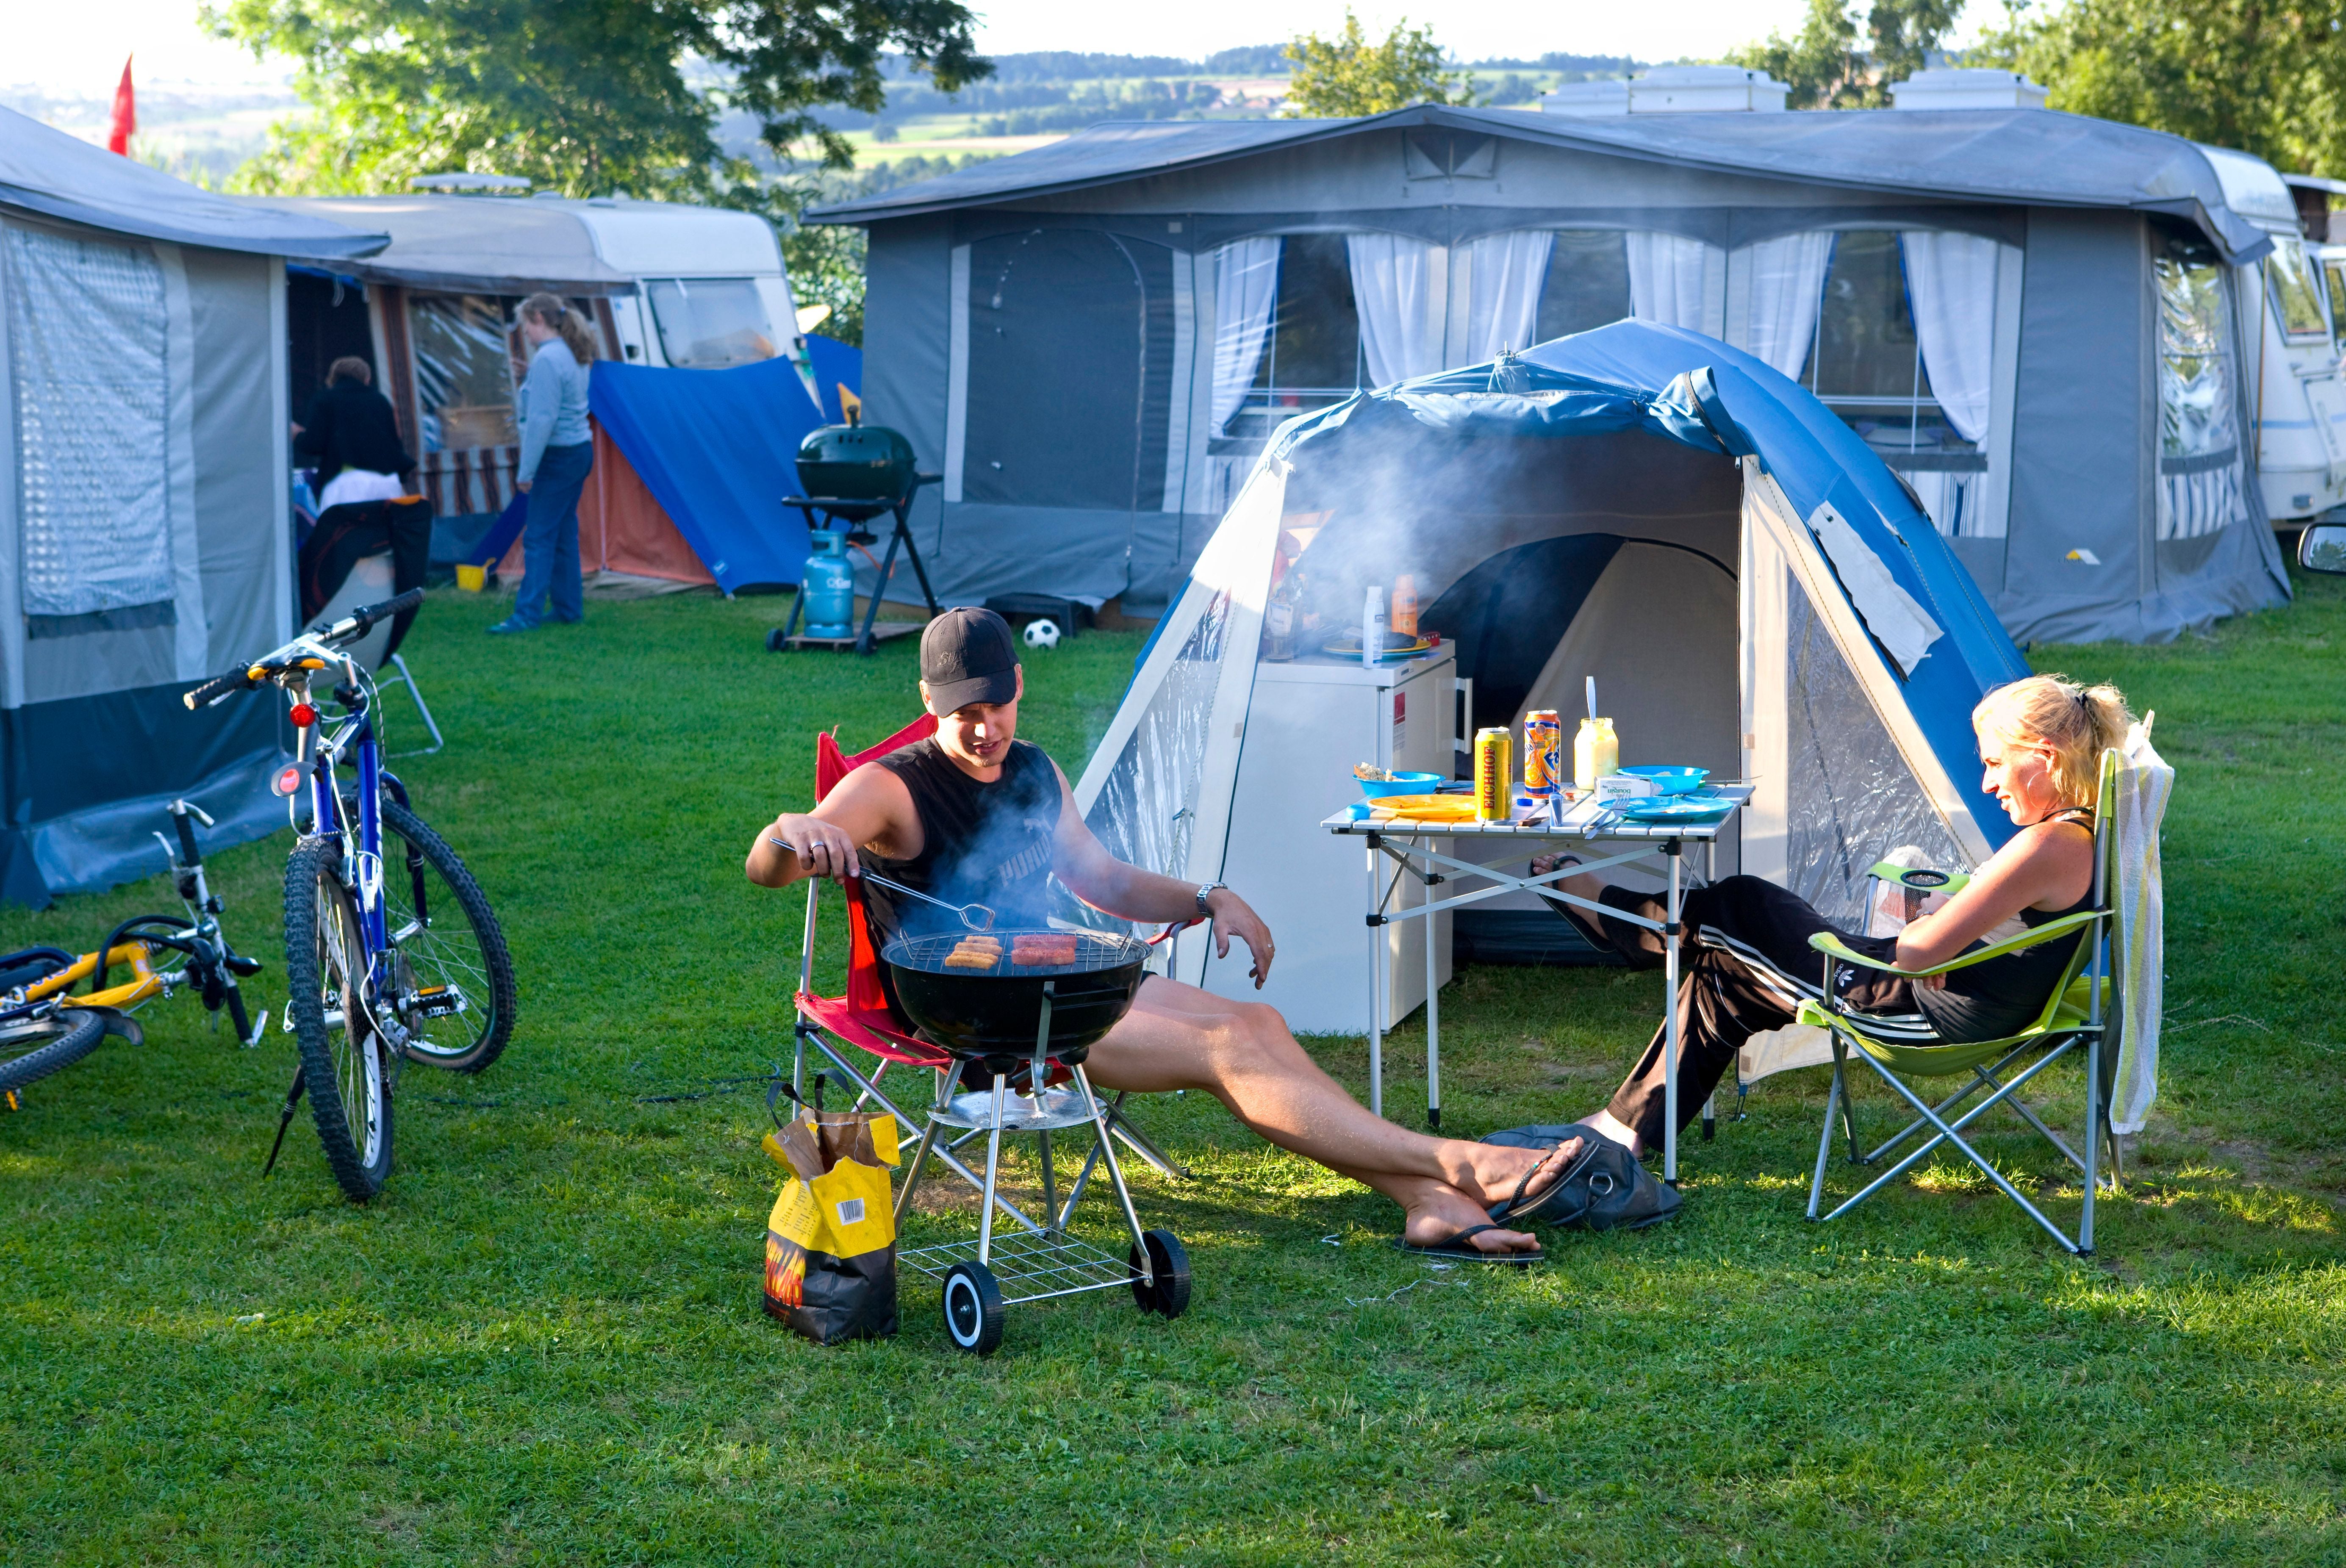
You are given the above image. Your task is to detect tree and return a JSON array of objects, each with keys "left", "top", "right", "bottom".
[
  {"left": 207, "top": 0, "right": 989, "bottom": 196},
  {"left": 1281, "top": 12, "right": 1475, "bottom": 117},
  {"left": 1974, "top": 0, "right": 2346, "bottom": 174},
  {"left": 1726, "top": 0, "right": 1960, "bottom": 110}
]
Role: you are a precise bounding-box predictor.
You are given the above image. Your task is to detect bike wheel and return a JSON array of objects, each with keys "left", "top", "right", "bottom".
[
  {"left": 283, "top": 836, "right": 394, "bottom": 1201},
  {"left": 0, "top": 1008, "right": 108, "bottom": 1096},
  {"left": 378, "top": 801, "right": 516, "bottom": 1073}
]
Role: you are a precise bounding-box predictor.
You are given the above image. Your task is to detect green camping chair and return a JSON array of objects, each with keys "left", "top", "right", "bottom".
[{"left": 1797, "top": 750, "right": 2127, "bottom": 1254}]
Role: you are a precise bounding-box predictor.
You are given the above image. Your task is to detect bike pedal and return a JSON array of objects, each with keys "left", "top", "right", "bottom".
[{"left": 413, "top": 986, "right": 464, "bottom": 1019}]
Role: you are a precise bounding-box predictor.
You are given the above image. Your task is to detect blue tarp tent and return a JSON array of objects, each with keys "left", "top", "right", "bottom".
[
  {"left": 586, "top": 356, "right": 830, "bottom": 593},
  {"left": 1073, "top": 319, "right": 2034, "bottom": 1024}
]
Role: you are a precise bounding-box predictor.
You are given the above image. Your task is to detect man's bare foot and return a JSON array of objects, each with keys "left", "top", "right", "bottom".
[
  {"left": 1403, "top": 1183, "right": 1541, "bottom": 1253},
  {"left": 1584, "top": 1107, "right": 1643, "bottom": 1158}
]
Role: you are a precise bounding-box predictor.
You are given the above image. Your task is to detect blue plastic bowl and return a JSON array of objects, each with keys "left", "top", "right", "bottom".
[
  {"left": 1356, "top": 771, "right": 1444, "bottom": 800},
  {"left": 1619, "top": 765, "right": 1709, "bottom": 795}
]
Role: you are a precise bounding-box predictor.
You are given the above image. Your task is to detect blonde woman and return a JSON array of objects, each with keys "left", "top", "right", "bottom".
[
  {"left": 491, "top": 293, "right": 598, "bottom": 634},
  {"left": 1522, "top": 675, "right": 2132, "bottom": 1169}
]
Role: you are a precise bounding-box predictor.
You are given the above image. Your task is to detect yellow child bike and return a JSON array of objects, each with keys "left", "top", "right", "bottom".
[{"left": 0, "top": 801, "right": 264, "bottom": 1108}]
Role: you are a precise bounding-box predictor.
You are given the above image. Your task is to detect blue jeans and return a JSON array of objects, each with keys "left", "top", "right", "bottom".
[{"left": 512, "top": 440, "right": 593, "bottom": 626}]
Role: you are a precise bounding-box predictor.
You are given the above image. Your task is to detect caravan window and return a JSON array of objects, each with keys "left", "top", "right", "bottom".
[
  {"left": 410, "top": 293, "right": 520, "bottom": 453},
  {"left": 1535, "top": 231, "right": 1633, "bottom": 339},
  {"left": 644, "top": 278, "right": 778, "bottom": 368},
  {"left": 2325, "top": 256, "right": 2346, "bottom": 352},
  {"left": 1801, "top": 232, "right": 1974, "bottom": 464},
  {"left": 1230, "top": 234, "right": 1362, "bottom": 435},
  {"left": 2264, "top": 236, "right": 2329, "bottom": 342}
]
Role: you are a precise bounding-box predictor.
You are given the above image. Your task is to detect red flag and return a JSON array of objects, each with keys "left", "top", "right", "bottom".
[{"left": 107, "top": 57, "right": 135, "bottom": 156}]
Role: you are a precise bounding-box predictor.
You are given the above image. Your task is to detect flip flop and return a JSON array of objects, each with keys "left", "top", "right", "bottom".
[
  {"left": 1389, "top": 1224, "right": 1545, "bottom": 1265},
  {"left": 1486, "top": 1128, "right": 1604, "bottom": 1227}
]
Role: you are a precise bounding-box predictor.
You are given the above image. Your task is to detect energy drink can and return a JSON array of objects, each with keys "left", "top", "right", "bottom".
[
  {"left": 1473, "top": 728, "right": 1512, "bottom": 821},
  {"left": 1523, "top": 710, "right": 1563, "bottom": 797}
]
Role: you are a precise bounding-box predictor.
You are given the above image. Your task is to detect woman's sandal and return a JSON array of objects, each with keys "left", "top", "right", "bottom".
[
  {"left": 1487, "top": 1129, "right": 1603, "bottom": 1228},
  {"left": 1390, "top": 1224, "right": 1545, "bottom": 1265}
]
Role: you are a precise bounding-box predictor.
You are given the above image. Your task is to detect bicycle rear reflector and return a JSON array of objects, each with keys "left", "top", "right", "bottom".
[
  {"left": 289, "top": 704, "right": 317, "bottom": 728},
  {"left": 271, "top": 765, "right": 305, "bottom": 797}
]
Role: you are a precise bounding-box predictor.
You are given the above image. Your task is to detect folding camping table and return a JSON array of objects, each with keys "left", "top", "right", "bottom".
[{"left": 1322, "top": 787, "right": 1749, "bottom": 1184}]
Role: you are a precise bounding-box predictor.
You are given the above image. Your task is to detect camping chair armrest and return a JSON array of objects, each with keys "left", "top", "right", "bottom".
[
  {"left": 1866, "top": 860, "right": 1971, "bottom": 897},
  {"left": 1808, "top": 908, "right": 2104, "bottom": 979}
]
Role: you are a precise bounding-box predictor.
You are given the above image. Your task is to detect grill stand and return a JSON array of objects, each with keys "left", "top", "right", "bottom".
[{"left": 896, "top": 980, "right": 1190, "bottom": 1353}]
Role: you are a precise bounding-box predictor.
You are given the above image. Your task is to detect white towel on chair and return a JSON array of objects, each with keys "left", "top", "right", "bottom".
[{"left": 2110, "top": 720, "right": 2173, "bottom": 1135}]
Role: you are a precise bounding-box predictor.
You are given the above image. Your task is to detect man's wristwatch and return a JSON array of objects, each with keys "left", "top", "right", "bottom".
[{"left": 1195, "top": 881, "right": 1226, "bottom": 918}]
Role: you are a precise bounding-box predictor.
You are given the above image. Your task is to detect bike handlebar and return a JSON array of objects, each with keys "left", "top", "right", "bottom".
[
  {"left": 181, "top": 590, "right": 426, "bottom": 710},
  {"left": 183, "top": 668, "right": 260, "bottom": 710}
]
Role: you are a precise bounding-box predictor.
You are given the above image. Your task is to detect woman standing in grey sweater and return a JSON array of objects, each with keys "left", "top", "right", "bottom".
[{"left": 491, "top": 293, "right": 598, "bottom": 633}]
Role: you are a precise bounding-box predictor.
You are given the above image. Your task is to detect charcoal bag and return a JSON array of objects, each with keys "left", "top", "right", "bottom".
[{"left": 762, "top": 1103, "right": 902, "bottom": 1344}]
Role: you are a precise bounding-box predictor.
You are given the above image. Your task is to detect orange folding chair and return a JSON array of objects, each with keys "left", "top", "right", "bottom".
[{"left": 787, "top": 716, "right": 1188, "bottom": 1241}]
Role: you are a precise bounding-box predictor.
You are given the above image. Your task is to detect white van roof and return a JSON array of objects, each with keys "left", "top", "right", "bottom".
[{"left": 237, "top": 192, "right": 781, "bottom": 294}]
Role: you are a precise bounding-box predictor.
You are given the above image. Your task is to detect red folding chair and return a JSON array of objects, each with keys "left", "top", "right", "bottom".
[{"left": 787, "top": 716, "right": 1187, "bottom": 1242}]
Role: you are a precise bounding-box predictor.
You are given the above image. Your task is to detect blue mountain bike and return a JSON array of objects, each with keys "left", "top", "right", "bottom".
[{"left": 186, "top": 590, "right": 516, "bottom": 1201}]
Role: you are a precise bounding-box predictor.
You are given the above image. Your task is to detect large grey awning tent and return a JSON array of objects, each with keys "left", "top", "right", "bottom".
[
  {"left": 813, "top": 103, "right": 2291, "bottom": 642},
  {"left": 0, "top": 108, "right": 385, "bottom": 905},
  {"left": 1071, "top": 319, "right": 2033, "bottom": 1029}
]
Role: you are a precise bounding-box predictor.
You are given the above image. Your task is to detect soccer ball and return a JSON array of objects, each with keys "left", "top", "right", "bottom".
[{"left": 1023, "top": 618, "right": 1062, "bottom": 649}]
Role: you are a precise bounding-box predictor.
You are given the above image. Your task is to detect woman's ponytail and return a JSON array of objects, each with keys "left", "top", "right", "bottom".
[{"left": 520, "top": 291, "right": 599, "bottom": 365}]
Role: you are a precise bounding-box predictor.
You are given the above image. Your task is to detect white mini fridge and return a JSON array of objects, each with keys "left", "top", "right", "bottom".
[{"left": 1198, "top": 645, "right": 1458, "bottom": 1033}]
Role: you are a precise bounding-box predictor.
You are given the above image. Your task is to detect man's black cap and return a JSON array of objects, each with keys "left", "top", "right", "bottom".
[{"left": 920, "top": 607, "right": 1020, "bottom": 714}]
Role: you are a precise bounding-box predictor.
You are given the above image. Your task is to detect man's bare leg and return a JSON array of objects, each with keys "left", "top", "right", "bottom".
[{"left": 1081, "top": 978, "right": 1579, "bottom": 1252}]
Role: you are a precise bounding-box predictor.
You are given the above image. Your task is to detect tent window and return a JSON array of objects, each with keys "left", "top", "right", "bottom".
[
  {"left": 410, "top": 293, "right": 520, "bottom": 452},
  {"left": 2155, "top": 239, "right": 2247, "bottom": 541},
  {"left": 644, "top": 278, "right": 779, "bottom": 368},
  {"left": 3, "top": 225, "right": 175, "bottom": 620},
  {"left": 1535, "top": 231, "right": 1632, "bottom": 340},
  {"left": 1801, "top": 232, "right": 1974, "bottom": 466},
  {"left": 2263, "top": 236, "right": 2329, "bottom": 342},
  {"left": 1228, "top": 234, "right": 1361, "bottom": 438}
]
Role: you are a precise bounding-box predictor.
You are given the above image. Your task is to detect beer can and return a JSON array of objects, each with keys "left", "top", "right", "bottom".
[
  {"left": 1523, "top": 710, "right": 1563, "bottom": 797},
  {"left": 1473, "top": 728, "right": 1512, "bottom": 821}
]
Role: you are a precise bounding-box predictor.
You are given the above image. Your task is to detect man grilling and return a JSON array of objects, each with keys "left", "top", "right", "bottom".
[{"left": 744, "top": 609, "right": 1578, "bottom": 1260}]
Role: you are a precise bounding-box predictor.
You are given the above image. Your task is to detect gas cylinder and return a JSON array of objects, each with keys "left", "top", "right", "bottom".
[{"left": 801, "top": 529, "right": 857, "bottom": 637}]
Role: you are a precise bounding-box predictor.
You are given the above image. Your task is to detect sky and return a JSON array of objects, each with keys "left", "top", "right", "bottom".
[{"left": 8, "top": 0, "right": 1997, "bottom": 95}]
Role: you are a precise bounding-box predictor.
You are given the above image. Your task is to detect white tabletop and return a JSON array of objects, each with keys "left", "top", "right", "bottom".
[{"left": 1322, "top": 785, "right": 1750, "bottom": 842}]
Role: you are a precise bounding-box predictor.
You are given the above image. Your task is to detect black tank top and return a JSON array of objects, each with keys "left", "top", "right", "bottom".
[
  {"left": 867, "top": 737, "right": 1062, "bottom": 945},
  {"left": 1916, "top": 806, "right": 2096, "bottom": 1042}
]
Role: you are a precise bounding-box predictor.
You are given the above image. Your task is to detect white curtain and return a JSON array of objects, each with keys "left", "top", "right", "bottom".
[
  {"left": 1460, "top": 230, "right": 1555, "bottom": 364},
  {"left": 1731, "top": 232, "right": 1834, "bottom": 379},
  {"left": 1209, "top": 237, "right": 1281, "bottom": 438},
  {"left": 2153, "top": 253, "right": 2249, "bottom": 540},
  {"left": 1626, "top": 232, "right": 1723, "bottom": 336},
  {"left": 1899, "top": 231, "right": 2000, "bottom": 444},
  {"left": 1347, "top": 233, "right": 1445, "bottom": 386}
]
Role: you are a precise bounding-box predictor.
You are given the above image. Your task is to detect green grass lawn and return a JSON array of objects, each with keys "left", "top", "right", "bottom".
[{"left": 4, "top": 574, "right": 2342, "bottom": 1565}]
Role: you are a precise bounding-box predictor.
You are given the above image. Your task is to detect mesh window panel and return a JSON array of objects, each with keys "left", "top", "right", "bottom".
[
  {"left": 1783, "top": 583, "right": 1965, "bottom": 925},
  {"left": 1073, "top": 589, "right": 1234, "bottom": 928},
  {"left": 4, "top": 226, "right": 172, "bottom": 618},
  {"left": 2153, "top": 244, "right": 2247, "bottom": 542}
]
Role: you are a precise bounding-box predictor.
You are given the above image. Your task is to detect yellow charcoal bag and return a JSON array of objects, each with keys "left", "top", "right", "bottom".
[{"left": 762, "top": 1111, "right": 901, "bottom": 1344}]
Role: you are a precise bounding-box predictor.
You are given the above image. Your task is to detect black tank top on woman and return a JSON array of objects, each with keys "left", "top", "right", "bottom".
[
  {"left": 866, "top": 737, "right": 1062, "bottom": 946},
  {"left": 1913, "top": 807, "right": 2096, "bottom": 1042}
]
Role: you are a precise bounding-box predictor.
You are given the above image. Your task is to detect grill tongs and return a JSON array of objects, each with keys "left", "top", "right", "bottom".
[{"left": 766, "top": 836, "right": 997, "bottom": 931}]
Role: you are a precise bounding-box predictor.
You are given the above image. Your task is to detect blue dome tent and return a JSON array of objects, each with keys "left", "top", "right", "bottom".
[{"left": 1071, "top": 318, "right": 2032, "bottom": 1033}]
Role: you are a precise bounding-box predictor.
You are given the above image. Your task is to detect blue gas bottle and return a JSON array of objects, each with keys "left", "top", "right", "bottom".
[{"left": 800, "top": 529, "right": 856, "bottom": 637}]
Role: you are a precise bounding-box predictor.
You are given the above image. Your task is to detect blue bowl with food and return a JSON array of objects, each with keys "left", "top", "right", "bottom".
[
  {"left": 1619, "top": 765, "right": 1709, "bottom": 795},
  {"left": 1356, "top": 771, "right": 1444, "bottom": 800}
]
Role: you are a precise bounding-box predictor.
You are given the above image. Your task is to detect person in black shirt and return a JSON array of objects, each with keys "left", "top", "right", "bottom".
[
  {"left": 294, "top": 356, "right": 411, "bottom": 500},
  {"left": 747, "top": 609, "right": 1583, "bottom": 1261}
]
